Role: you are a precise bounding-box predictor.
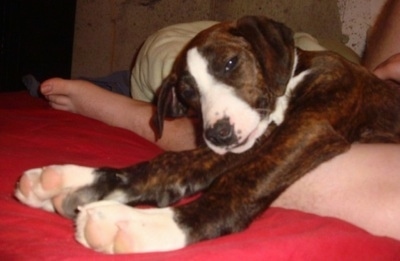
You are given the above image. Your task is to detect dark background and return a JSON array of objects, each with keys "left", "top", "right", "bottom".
[{"left": 0, "top": 0, "right": 76, "bottom": 92}]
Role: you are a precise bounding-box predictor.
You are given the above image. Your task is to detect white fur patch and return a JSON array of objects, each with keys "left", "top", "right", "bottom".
[
  {"left": 187, "top": 48, "right": 262, "bottom": 154},
  {"left": 268, "top": 53, "right": 311, "bottom": 126},
  {"left": 186, "top": 48, "right": 310, "bottom": 154},
  {"left": 76, "top": 201, "right": 186, "bottom": 253}
]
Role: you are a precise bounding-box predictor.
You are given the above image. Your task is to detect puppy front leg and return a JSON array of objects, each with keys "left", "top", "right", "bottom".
[
  {"left": 14, "top": 146, "right": 228, "bottom": 218},
  {"left": 63, "top": 145, "right": 247, "bottom": 217},
  {"left": 101, "top": 145, "right": 247, "bottom": 207}
]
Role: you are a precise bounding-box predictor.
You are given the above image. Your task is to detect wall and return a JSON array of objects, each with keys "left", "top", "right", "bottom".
[
  {"left": 71, "top": 0, "right": 343, "bottom": 78},
  {"left": 337, "top": 0, "right": 386, "bottom": 56}
]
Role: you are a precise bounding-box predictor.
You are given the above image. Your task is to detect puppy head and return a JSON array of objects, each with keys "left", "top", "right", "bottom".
[{"left": 153, "top": 16, "right": 295, "bottom": 154}]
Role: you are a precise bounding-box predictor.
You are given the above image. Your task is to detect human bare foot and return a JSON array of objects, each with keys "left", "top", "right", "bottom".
[
  {"left": 39, "top": 77, "right": 137, "bottom": 128},
  {"left": 41, "top": 77, "right": 102, "bottom": 114}
]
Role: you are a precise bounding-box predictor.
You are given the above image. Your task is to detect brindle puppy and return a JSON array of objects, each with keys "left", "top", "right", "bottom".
[{"left": 15, "top": 16, "right": 400, "bottom": 253}]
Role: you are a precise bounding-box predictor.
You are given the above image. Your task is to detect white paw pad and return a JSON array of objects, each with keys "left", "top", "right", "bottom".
[
  {"left": 15, "top": 167, "right": 58, "bottom": 211},
  {"left": 15, "top": 165, "right": 96, "bottom": 213},
  {"left": 75, "top": 201, "right": 187, "bottom": 253}
]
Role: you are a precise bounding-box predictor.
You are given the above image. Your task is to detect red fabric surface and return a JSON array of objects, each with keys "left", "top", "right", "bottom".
[{"left": 1, "top": 91, "right": 399, "bottom": 260}]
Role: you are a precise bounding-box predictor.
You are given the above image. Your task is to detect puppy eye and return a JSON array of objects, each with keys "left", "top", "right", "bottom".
[
  {"left": 224, "top": 56, "right": 238, "bottom": 72},
  {"left": 181, "top": 87, "right": 196, "bottom": 100}
]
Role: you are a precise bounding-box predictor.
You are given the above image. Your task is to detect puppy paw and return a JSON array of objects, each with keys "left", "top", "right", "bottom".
[
  {"left": 15, "top": 165, "right": 96, "bottom": 216},
  {"left": 75, "top": 201, "right": 187, "bottom": 253}
]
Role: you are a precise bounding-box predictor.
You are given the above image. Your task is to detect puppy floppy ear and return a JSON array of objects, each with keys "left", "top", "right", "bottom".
[
  {"left": 232, "top": 16, "right": 295, "bottom": 96},
  {"left": 152, "top": 74, "right": 189, "bottom": 139}
]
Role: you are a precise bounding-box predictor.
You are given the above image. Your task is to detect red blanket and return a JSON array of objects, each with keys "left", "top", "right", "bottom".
[{"left": 1, "top": 91, "right": 399, "bottom": 260}]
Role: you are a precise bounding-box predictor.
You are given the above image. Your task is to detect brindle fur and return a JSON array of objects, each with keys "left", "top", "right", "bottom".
[{"left": 61, "top": 16, "right": 400, "bottom": 245}]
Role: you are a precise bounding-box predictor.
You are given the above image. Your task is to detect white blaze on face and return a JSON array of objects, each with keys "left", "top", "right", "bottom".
[{"left": 186, "top": 48, "right": 264, "bottom": 154}]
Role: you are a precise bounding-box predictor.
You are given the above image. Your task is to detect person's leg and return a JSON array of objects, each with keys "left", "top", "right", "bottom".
[
  {"left": 273, "top": 144, "right": 400, "bottom": 240},
  {"left": 40, "top": 78, "right": 197, "bottom": 151},
  {"left": 362, "top": 0, "right": 400, "bottom": 71}
]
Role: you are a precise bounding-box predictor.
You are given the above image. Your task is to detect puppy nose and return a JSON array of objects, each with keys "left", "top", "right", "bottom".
[{"left": 204, "top": 118, "right": 236, "bottom": 146}]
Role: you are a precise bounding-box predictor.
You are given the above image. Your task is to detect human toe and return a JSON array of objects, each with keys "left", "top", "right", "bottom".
[{"left": 40, "top": 77, "right": 70, "bottom": 96}]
